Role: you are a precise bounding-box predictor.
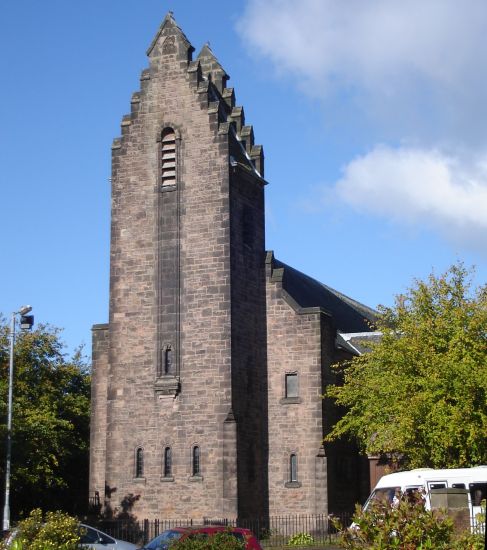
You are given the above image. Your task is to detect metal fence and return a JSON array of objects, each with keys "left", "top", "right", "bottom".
[
  {"left": 94, "top": 512, "right": 485, "bottom": 546},
  {"left": 95, "top": 513, "right": 353, "bottom": 546}
]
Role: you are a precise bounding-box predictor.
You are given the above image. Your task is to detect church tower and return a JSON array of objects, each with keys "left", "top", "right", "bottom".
[{"left": 89, "top": 13, "right": 268, "bottom": 520}]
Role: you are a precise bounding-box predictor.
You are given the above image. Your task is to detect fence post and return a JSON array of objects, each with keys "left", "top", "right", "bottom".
[{"left": 143, "top": 518, "right": 149, "bottom": 545}]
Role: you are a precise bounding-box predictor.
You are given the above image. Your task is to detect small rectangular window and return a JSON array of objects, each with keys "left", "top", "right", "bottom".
[
  {"left": 285, "top": 373, "right": 298, "bottom": 398},
  {"left": 429, "top": 483, "right": 446, "bottom": 490},
  {"left": 404, "top": 487, "right": 422, "bottom": 502},
  {"left": 469, "top": 483, "right": 487, "bottom": 506}
]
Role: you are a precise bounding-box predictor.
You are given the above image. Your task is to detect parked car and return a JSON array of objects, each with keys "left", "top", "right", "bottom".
[
  {"left": 80, "top": 523, "right": 137, "bottom": 550},
  {"left": 140, "top": 525, "right": 263, "bottom": 550},
  {"left": 4, "top": 524, "right": 136, "bottom": 550}
]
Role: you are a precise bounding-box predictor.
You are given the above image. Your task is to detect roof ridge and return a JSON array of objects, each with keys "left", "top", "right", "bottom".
[{"left": 318, "top": 280, "right": 378, "bottom": 318}]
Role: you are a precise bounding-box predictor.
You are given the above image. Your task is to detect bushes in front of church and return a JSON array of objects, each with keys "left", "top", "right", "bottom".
[
  {"left": 2, "top": 509, "right": 81, "bottom": 550},
  {"left": 332, "top": 492, "right": 484, "bottom": 549},
  {"left": 287, "top": 532, "right": 315, "bottom": 546},
  {"left": 169, "top": 530, "right": 245, "bottom": 549}
]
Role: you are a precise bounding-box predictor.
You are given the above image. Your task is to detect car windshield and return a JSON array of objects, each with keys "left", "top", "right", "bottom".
[
  {"left": 145, "top": 530, "right": 183, "bottom": 549},
  {"left": 363, "top": 486, "right": 401, "bottom": 510}
]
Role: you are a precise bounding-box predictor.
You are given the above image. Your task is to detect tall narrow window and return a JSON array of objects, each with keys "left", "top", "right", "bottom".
[
  {"left": 163, "top": 447, "right": 172, "bottom": 477},
  {"left": 290, "top": 453, "right": 298, "bottom": 482},
  {"left": 161, "top": 129, "right": 176, "bottom": 187},
  {"left": 192, "top": 446, "right": 200, "bottom": 476},
  {"left": 135, "top": 447, "right": 144, "bottom": 478},
  {"left": 285, "top": 373, "right": 298, "bottom": 398},
  {"left": 164, "top": 347, "right": 174, "bottom": 375}
]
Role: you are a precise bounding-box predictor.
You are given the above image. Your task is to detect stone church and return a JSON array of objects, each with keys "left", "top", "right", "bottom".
[{"left": 89, "top": 12, "right": 378, "bottom": 521}]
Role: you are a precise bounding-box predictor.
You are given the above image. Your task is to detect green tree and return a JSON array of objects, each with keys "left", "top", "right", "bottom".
[
  {"left": 0, "top": 319, "right": 91, "bottom": 518},
  {"left": 325, "top": 263, "right": 487, "bottom": 468}
]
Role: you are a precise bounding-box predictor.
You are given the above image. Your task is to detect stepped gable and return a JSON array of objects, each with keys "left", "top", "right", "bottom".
[
  {"left": 146, "top": 11, "right": 194, "bottom": 59},
  {"left": 197, "top": 42, "right": 230, "bottom": 93},
  {"left": 266, "top": 251, "right": 377, "bottom": 332},
  {"left": 195, "top": 40, "right": 265, "bottom": 178},
  {"left": 112, "top": 12, "right": 196, "bottom": 150},
  {"left": 114, "top": 11, "right": 265, "bottom": 179}
]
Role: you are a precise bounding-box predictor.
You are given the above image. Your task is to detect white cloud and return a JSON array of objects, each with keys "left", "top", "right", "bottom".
[
  {"left": 239, "top": 0, "right": 487, "bottom": 250},
  {"left": 333, "top": 146, "right": 487, "bottom": 246},
  {"left": 238, "top": 0, "right": 487, "bottom": 146},
  {"left": 239, "top": 0, "right": 487, "bottom": 91}
]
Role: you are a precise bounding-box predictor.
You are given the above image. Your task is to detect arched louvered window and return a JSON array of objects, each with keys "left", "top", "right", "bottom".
[
  {"left": 135, "top": 447, "right": 144, "bottom": 478},
  {"left": 161, "top": 128, "right": 176, "bottom": 187},
  {"left": 163, "top": 447, "right": 172, "bottom": 477},
  {"left": 290, "top": 453, "right": 298, "bottom": 482},
  {"left": 192, "top": 446, "right": 201, "bottom": 476}
]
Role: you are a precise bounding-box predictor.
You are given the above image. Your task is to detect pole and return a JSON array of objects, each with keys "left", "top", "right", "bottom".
[{"left": 2, "top": 312, "right": 16, "bottom": 532}]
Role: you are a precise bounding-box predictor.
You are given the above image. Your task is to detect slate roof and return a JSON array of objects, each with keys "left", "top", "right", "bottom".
[
  {"left": 336, "top": 332, "right": 382, "bottom": 354},
  {"left": 273, "top": 258, "right": 377, "bottom": 333}
]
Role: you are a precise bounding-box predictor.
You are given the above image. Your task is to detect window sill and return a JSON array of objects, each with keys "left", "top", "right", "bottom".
[
  {"left": 160, "top": 476, "right": 175, "bottom": 482},
  {"left": 160, "top": 184, "right": 177, "bottom": 193},
  {"left": 133, "top": 477, "right": 146, "bottom": 484},
  {"left": 189, "top": 475, "right": 203, "bottom": 482},
  {"left": 285, "top": 481, "right": 302, "bottom": 489},
  {"left": 280, "top": 397, "right": 302, "bottom": 405}
]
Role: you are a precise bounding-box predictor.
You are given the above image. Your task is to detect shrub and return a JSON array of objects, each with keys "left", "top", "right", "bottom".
[
  {"left": 10, "top": 508, "right": 81, "bottom": 550},
  {"left": 170, "top": 531, "right": 245, "bottom": 550},
  {"left": 287, "top": 532, "right": 315, "bottom": 546},
  {"left": 449, "top": 530, "right": 485, "bottom": 550},
  {"left": 333, "top": 492, "right": 455, "bottom": 549}
]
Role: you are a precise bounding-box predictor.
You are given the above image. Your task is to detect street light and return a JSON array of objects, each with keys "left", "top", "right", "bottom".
[{"left": 2, "top": 305, "right": 34, "bottom": 533}]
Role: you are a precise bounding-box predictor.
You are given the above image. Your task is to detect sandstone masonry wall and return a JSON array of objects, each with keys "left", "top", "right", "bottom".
[{"left": 265, "top": 261, "right": 328, "bottom": 516}]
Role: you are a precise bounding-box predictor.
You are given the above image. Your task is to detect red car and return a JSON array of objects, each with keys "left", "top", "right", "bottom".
[{"left": 141, "top": 525, "right": 263, "bottom": 550}]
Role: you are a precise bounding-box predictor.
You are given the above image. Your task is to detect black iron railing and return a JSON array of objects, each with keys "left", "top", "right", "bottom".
[{"left": 93, "top": 513, "right": 353, "bottom": 546}]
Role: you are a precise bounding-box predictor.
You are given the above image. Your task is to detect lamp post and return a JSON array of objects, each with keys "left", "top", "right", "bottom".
[{"left": 2, "top": 305, "right": 33, "bottom": 533}]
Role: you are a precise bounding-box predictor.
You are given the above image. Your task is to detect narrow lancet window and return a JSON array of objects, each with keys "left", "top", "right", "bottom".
[
  {"left": 164, "top": 347, "right": 174, "bottom": 375},
  {"left": 135, "top": 447, "right": 144, "bottom": 478},
  {"left": 290, "top": 453, "right": 298, "bottom": 482},
  {"left": 192, "top": 446, "right": 200, "bottom": 476},
  {"left": 161, "top": 128, "right": 176, "bottom": 187},
  {"left": 163, "top": 447, "right": 172, "bottom": 477}
]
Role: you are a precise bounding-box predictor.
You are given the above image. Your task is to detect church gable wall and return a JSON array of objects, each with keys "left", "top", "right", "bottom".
[
  {"left": 90, "top": 12, "right": 375, "bottom": 523},
  {"left": 102, "top": 18, "right": 237, "bottom": 519}
]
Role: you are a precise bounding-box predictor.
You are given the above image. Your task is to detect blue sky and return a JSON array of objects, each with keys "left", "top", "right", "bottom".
[{"left": 1, "top": 0, "right": 486, "bottom": 357}]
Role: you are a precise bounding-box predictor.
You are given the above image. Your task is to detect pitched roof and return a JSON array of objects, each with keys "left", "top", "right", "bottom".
[
  {"left": 272, "top": 257, "right": 377, "bottom": 332},
  {"left": 336, "top": 331, "right": 382, "bottom": 354}
]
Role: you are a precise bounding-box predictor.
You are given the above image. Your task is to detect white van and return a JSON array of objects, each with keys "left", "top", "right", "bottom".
[{"left": 364, "top": 466, "right": 487, "bottom": 525}]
